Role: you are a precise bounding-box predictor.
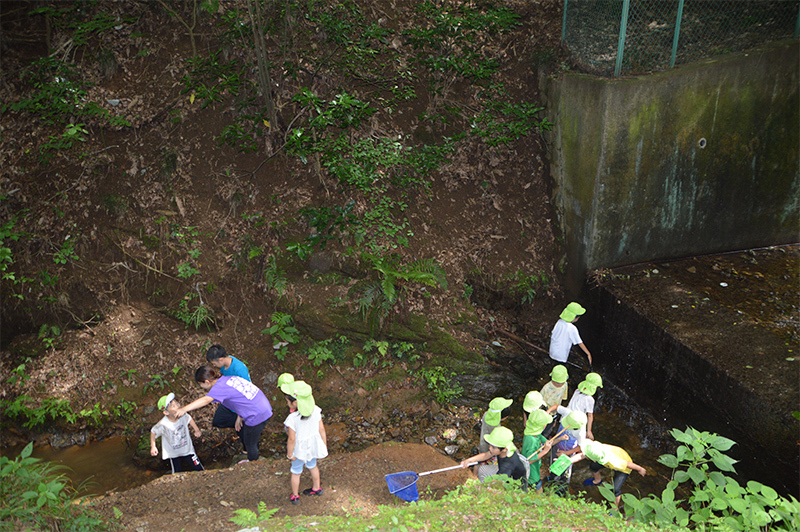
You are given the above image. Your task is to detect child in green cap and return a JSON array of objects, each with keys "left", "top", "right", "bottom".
[
  {"left": 566, "top": 372, "right": 603, "bottom": 440},
  {"left": 522, "top": 390, "right": 546, "bottom": 426},
  {"left": 461, "top": 426, "right": 528, "bottom": 491},
  {"left": 479, "top": 397, "right": 512, "bottom": 454},
  {"left": 540, "top": 364, "right": 569, "bottom": 437},
  {"left": 577, "top": 440, "right": 647, "bottom": 507},
  {"left": 522, "top": 409, "right": 567, "bottom": 492},
  {"left": 549, "top": 302, "right": 592, "bottom": 366},
  {"left": 282, "top": 381, "right": 328, "bottom": 505}
]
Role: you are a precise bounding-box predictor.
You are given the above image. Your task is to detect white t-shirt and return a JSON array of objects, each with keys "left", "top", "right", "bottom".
[
  {"left": 284, "top": 406, "right": 328, "bottom": 462},
  {"left": 567, "top": 390, "right": 595, "bottom": 416},
  {"left": 151, "top": 415, "right": 196, "bottom": 459},
  {"left": 549, "top": 319, "right": 582, "bottom": 362}
]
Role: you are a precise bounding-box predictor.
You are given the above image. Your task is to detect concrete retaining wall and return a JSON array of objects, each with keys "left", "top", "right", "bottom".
[{"left": 540, "top": 40, "right": 800, "bottom": 292}]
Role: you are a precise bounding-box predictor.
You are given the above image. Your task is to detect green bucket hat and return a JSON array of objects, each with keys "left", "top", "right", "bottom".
[
  {"left": 551, "top": 365, "right": 569, "bottom": 383},
  {"left": 585, "top": 372, "right": 603, "bottom": 388},
  {"left": 158, "top": 392, "right": 175, "bottom": 410},
  {"left": 484, "top": 426, "right": 517, "bottom": 454},
  {"left": 524, "top": 409, "right": 552, "bottom": 436},
  {"left": 562, "top": 410, "right": 588, "bottom": 430},
  {"left": 484, "top": 397, "right": 513, "bottom": 427},
  {"left": 523, "top": 391, "right": 546, "bottom": 413},
  {"left": 277, "top": 373, "right": 295, "bottom": 388},
  {"left": 577, "top": 381, "right": 598, "bottom": 396},
  {"left": 582, "top": 440, "right": 606, "bottom": 464},
  {"left": 559, "top": 302, "right": 586, "bottom": 322},
  {"left": 289, "top": 380, "right": 315, "bottom": 417}
]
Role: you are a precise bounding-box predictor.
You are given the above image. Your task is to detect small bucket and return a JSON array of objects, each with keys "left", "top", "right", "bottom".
[{"left": 550, "top": 454, "right": 573, "bottom": 476}]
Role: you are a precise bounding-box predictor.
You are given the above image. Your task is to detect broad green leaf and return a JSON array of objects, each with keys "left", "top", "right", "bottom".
[
  {"left": 659, "top": 454, "right": 678, "bottom": 468},
  {"left": 661, "top": 486, "right": 675, "bottom": 504},
  {"left": 710, "top": 496, "right": 728, "bottom": 510},
  {"left": 759, "top": 485, "right": 779, "bottom": 504},
  {"left": 709, "top": 471, "right": 727, "bottom": 488},
  {"left": 710, "top": 434, "right": 736, "bottom": 451},
  {"left": 675, "top": 470, "right": 690, "bottom": 483},
  {"left": 711, "top": 452, "right": 737, "bottom": 473},
  {"left": 688, "top": 466, "right": 706, "bottom": 484},
  {"left": 670, "top": 427, "right": 691, "bottom": 444},
  {"left": 20, "top": 442, "right": 33, "bottom": 460},
  {"left": 729, "top": 497, "right": 748, "bottom": 513}
]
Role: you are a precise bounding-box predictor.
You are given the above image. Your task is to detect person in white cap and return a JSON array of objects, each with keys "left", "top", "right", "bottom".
[
  {"left": 150, "top": 392, "right": 204, "bottom": 474},
  {"left": 549, "top": 302, "right": 592, "bottom": 366}
]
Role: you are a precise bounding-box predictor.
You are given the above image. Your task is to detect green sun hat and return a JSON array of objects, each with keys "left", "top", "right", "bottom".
[
  {"left": 582, "top": 440, "right": 607, "bottom": 464},
  {"left": 484, "top": 426, "right": 517, "bottom": 454},
  {"left": 562, "top": 410, "right": 588, "bottom": 430},
  {"left": 158, "top": 392, "right": 175, "bottom": 410},
  {"left": 551, "top": 364, "right": 569, "bottom": 383},
  {"left": 484, "top": 397, "right": 513, "bottom": 427},
  {"left": 290, "top": 380, "right": 315, "bottom": 417},
  {"left": 585, "top": 372, "right": 603, "bottom": 388},
  {"left": 524, "top": 409, "right": 552, "bottom": 436},
  {"left": 523, "top": 391, "right": 546, "bottom": 413},
  {"left": 559, "top": 302, "right": 586, "bottom": 322},
  {"left": 277, "top": 373, "right": 295, "bottom": 388},
  {"left": 578, "top": 381, "right": 598, "bottom": 396}
]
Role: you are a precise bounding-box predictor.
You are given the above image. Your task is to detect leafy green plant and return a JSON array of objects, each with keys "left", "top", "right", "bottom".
[
  {"left": 603, "top": 427, "right": 800, "bottom": 530},
  {"left": 79, "top": 403, "right": 109, "bottom": 428},
  {"left": 7, "top": 358, "right": 32, "bottom": 388},
  {"left": 121, "top": 369, "right": 137, "bottom": 382},
  {"left": 506, "top": 270, "right": 550, "bottom": 305},
  {"left": 263, "top": 255, "right": 288, "bottom": 296},
  {"left": 470, "top": 84, "right": 553, "bottom": 147},
  {"left": 174, "top": 293, "right": 215, "bottom": 331},
  {"left": 143, "top": 374, "right": 168, "bottom": 393},
  {"left": 229, "top": 501, "right": 278, "bottom": 527},
  {"left": 38, "top": 324, "right": 62, "bottom": 350},
  {"left": 53, "top": 236, "right": 79, "bottom": 265},
  {"left": 0, "top": 442, "right": 109, "bottom": 531},
  {"left": 349, "top": 254, "right": 447, "bottom": 332},
  {"left": 1, "top": 395, "right": 78, "bottom": 429},
  {"left": 261, "top": 312, "right": 300, "bottom": 361},
  {"left": 419, "top": 366, "right": 463, "bottom": 404}
]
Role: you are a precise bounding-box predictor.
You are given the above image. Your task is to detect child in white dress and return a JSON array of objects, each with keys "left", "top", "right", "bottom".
[{"left": 282, "top": 380, "right": 328, "bottom": 505}]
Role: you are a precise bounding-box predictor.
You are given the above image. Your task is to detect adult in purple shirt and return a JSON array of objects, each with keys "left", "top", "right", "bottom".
[{"left": 177, "top": 366, "right": 272, "bottom": 462}]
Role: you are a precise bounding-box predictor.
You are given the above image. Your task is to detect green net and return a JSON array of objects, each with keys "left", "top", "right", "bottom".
[{"left": 563, "top": 0, "right": 799, "bottom": 77}]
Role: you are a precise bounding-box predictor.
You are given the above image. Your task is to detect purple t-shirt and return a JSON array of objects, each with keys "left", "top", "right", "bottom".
[{"left": 208, "top": 376, "right": 272, "bottom": 426}]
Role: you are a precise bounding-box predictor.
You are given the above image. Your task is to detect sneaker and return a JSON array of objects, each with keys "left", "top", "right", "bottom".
[
  {"left": 290, "top": 494, "right": 300, "bottom": 505},
  {"left": 583, "top": 478, "right": 603, "bottom": 486},
  {"left": 302, "top": 487, "right": 323, "bottom": 496}
]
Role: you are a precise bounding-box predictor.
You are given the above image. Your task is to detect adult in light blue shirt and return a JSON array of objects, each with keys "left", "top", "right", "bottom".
[{"left": 206, "top": 344, "right": 252, "bottom": 454}]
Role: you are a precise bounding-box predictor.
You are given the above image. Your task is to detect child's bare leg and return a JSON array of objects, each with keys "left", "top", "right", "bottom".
[
  {"left": 291, "top": 472, "right": 301, "bottom": 496},
  {"left": 309, "top": 465, "right": 321, "bottom": 491},
  {"left": 593, "top": 471, "right": 602, "bottom": 484}
]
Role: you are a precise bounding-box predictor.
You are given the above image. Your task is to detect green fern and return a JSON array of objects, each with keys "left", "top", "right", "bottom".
[
  {"left": 349, "top": 253, "right": 447, "bottom": 332},
  {"left": 229, "top": 501, "right": 278, "bottom": 527}
]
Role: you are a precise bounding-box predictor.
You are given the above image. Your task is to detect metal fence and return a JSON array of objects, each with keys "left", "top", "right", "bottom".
[{"left": 562, "top": 0, "right": 800, "bottom": 77}]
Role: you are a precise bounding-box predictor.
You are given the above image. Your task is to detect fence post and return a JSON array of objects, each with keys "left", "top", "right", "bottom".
[
  {"left": 614, "top": 0, "right": 631, "bottom": 77},
  {"left": 670, "top": 0, "right": 685, "bottom": 67},
  {"left": 562, "top": 0, "right": 569, "bottom": 42},
  {"left": 795, "top": 1, "right": 799, "bottom": 39}
]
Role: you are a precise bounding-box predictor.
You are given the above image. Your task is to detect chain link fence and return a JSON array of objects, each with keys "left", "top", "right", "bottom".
[{"left": 562, "top": 0, "right": 800, "bottom": 77}]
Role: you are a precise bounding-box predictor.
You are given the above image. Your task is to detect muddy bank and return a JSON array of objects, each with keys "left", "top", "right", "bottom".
[{"left": 93, "top": 442, "right": 473, "bottom": 532}]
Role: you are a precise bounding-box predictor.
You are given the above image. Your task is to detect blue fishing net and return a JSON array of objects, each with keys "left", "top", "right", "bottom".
[{"left": 385, "top": 471, "right": 419, "bottom": 502}]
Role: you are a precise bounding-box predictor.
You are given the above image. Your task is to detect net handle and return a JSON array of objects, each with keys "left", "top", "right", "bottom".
[{"left": 418, "top": 462, "right": 477, "bottom": 477}]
